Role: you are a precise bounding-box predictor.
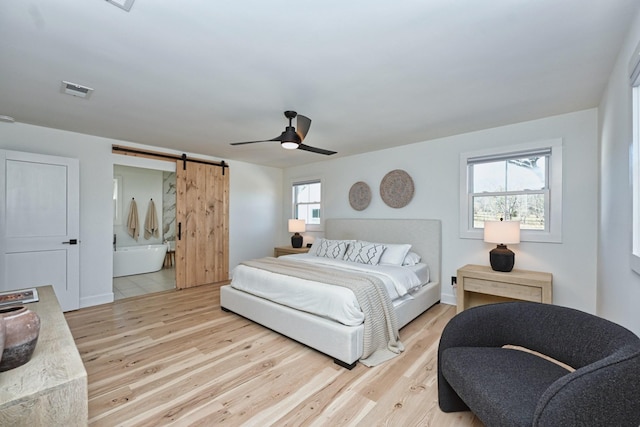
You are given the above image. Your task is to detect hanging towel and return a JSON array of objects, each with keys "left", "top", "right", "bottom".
[
  {"left": 127, "top": 199, "right": 139, "bottom": 241},
  {"left": 144, "top": 199, "right": 159, "bottom": 240}
]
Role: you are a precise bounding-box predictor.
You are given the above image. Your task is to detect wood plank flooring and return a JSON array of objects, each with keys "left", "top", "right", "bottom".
[{"left": 65, "top": 285, "right": 483, "bottom": 426}]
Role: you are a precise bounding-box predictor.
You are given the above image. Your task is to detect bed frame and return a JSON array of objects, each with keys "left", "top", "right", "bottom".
[{"left": 220, "top": 218, "right": 441, "bottom": 369}]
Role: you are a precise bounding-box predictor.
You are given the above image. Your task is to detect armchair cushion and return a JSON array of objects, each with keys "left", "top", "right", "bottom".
[{"left": 441, "top": 347, "right": 571, "bottom": 427}]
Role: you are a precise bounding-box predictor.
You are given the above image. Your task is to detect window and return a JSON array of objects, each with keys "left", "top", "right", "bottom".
[
  {"left": 113, "top": 175, "right": 123, "bottom": 225},
  {"left": 630, "top": 40, "right": 640, "bottom": 274},
  {"left": 460, "top": 140, "right": 563, "bottom": 242},
  {"left": 292, "top": 180, "right": 322, "bottom": 228}
]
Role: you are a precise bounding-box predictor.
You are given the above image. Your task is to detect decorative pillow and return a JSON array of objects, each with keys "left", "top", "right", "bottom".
[
  {"left": 344, "top": 240, "right": 386, "bottom": 265},
  {"left": 315, "top": 239, "right": 349, "bottom": 259},
  {"left": 308, "top": 238, "right": 324, "bottom": 256},
  {"left": 379, "top": 243, "right": 412, "bottom": 265},
  {"left": 402, "top": 251, "right": 421, "bottom": 266}
]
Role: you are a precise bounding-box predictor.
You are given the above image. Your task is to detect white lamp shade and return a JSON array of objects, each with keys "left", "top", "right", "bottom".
[
  {"left": 484, "top": 220, "right": 520, "bottom": 244},
  {"left": 288, "top": 219, "right": 306, "bottom": 233}
]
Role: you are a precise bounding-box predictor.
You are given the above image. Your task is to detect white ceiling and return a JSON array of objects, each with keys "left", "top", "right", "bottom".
[{"left": 1, "top": 1, "right": 638, "bottom": 168}]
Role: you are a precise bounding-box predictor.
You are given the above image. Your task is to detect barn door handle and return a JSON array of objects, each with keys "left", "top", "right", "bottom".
[
  {"left": 178, "top": 223, "right": 182, "bottom": 240},
  {"left": 62, "top": 239, "right": 78, "bottom": 245}
]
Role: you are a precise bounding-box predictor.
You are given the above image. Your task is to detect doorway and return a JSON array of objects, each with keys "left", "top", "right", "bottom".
[{"left": 112, "top": 159, "right": 176, "bottom": 300}]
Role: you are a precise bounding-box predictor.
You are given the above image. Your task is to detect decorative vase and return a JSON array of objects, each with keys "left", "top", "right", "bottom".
[{"left": 0, "top": 306, "right": 40, "bottom": 372}]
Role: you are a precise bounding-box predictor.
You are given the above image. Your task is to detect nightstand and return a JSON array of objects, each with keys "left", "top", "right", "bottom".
[
  {"left": 456, "top": 264, "right": 552, "bottom": 313},
  {"left": 274, "top": 246, "right": 310, "bottom": 257}
]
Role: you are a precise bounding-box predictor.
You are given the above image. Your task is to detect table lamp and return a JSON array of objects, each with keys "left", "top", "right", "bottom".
[
  {"left": 484, "top": 219, "right": 520, "bottom": 272},
  {"left": 288, "top": 219, "right": 306, "bottom": 248}
]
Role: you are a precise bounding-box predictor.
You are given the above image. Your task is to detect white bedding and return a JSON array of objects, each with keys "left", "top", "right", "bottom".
[{"left": 230, "top": 253, "right": 430, "bottom": 327}]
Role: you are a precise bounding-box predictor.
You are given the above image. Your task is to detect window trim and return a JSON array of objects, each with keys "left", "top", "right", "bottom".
[
  {"left": 459, "top": 139, "right": 563, "bottom": 243},
  {"left": 629, "top": 40, "right": 640, "bottom": 274},
  {"left": 632, "top": 86, "right": 640, "bottom": 274},
  {"left": 291, "top": 178, "right": 323, "bottom": 232}
]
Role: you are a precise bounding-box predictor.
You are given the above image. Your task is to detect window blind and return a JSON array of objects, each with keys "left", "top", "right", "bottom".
[{"left": 467, "top": 147, "right": 551, "bottom": 165}]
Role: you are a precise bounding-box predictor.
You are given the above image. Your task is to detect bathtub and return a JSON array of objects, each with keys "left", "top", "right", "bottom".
[{"left": 113, "top": 244, "right": 168, "bottom": 278}]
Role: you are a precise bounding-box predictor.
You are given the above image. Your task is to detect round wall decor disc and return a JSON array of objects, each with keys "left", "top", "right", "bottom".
[
  {"left": 380, "top": 169, "right": 414, "bottom": 208},
  {"left": 349, "top": 181, "right": 371, "bottom": 211}
]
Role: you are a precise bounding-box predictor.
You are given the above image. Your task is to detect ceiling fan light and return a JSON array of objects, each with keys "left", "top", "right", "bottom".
[
  {"left": 281, "top": 126, "right": 299, "bottom": 149},
  {"left": 281, "top": 141, "right": 299, "bottom": 150}
]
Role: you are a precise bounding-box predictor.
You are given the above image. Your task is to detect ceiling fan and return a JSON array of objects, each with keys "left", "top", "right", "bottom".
[{"left": 230, "top": 111, "right": 337, "bottom": 156}]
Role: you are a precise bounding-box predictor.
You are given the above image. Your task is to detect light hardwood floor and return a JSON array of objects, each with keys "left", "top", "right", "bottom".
[{"left": 65, "top": 285, "right": 483, "bottom": 426}]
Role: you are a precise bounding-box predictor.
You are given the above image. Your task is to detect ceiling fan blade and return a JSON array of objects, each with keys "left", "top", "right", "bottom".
[
  {"left": 296, "top": 115, "right": 311, "bottom": 141},
  {"left": 231, "top": 111, "right": 314, "bottom": 151},
  {"left": 297, "top": 143, "right": 337, "bottom": 156},
  {"left": 230, "top": 140, "right": 269, "bottom": 146},
  {"left": 230, "top": 134, "right": 284, "bottom": 146}
]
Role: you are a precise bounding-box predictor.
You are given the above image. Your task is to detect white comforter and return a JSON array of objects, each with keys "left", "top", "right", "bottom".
[{"left": 230, "top": 253, "right": 429, "bottom": 326}]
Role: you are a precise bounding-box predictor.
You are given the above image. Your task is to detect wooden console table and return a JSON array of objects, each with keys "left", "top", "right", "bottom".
[
  {"left": 0, "top": 285, "right": 87, "bottom": 426},
  {"left": 456, "top": 264, "right": 552, "bottom": 314}
]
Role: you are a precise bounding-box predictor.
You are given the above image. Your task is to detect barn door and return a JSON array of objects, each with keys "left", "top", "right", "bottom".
[{"left": 175, "top": 160, "right": 229, "bottom": 289}]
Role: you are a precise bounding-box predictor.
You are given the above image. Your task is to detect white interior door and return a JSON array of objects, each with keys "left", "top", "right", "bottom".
[{"left": 0, "top": 150, "right": 80, "bottom": 311}]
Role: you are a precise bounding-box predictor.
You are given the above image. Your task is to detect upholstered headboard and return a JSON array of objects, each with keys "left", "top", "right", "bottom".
[{"left": 325, "top": 218, "right": 441, "bottom": 285}]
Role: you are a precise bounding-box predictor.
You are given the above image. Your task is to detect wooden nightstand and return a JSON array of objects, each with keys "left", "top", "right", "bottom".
[
  {"left": 274, "top": 246, "right": 310, "bottom": 257},
  {"left": 456, "top": 264, "right": 552, "bottom": 313}
]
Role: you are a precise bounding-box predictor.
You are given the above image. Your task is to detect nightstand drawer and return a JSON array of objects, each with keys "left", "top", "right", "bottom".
[
  {"left": 456, "top": 264, "right": 553, "bottom": 313},
  {"left": 464, "top": 277, "right": 542, "bottom": 302}
]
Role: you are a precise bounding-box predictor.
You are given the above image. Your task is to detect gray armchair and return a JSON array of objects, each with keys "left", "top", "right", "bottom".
[{"left": 438, "top": 302, "right": 640, "bottom": 427}]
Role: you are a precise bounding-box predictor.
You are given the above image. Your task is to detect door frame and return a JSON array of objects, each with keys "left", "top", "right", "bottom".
[{"left": 112, "top": 147, "right": 229, "bottom": 290}]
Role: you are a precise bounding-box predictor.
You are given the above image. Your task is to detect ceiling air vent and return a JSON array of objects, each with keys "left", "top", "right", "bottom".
[{"left": 61, "top": 81, "right": 94, "bottom": 99}]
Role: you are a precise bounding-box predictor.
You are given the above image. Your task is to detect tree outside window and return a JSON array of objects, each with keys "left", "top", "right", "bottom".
[
  {"left": 460, "top": 140, "right": 562, "bottom": 243},
  {"left": 470, "top": 154, "right": 548, "bottom": 230}
]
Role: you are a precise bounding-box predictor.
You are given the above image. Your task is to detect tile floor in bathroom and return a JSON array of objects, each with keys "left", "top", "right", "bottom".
[{"left": 113, "top": 266, "right": 176, "bottom": 300}]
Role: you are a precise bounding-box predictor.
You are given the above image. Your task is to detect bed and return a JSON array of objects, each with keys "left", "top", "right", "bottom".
[{"left": 220, "top": 218, "right": 441, "bottom": 369}]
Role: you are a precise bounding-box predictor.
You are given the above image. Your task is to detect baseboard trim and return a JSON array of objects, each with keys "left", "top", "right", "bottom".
[{"left": 440, "top": 294, "right": 456, "bottom": 306}]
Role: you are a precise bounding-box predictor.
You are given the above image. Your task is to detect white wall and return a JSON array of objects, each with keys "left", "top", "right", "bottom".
[
  {"left": 598, "top": 9, "right": 640, "bottom": 336},
  {"left": 0, "top": 123, "right": 282, "bottom": 308},
  {"left": 228, "top": 160, "right": 283, "bottom": 268},
  {"left": 283, "top": 109, "right": 599, "bottom": 312}
]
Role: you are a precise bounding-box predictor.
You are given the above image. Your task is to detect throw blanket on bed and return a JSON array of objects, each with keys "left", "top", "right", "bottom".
[{"left": 240, "top": 257, "right": 405, "bottom": 366}]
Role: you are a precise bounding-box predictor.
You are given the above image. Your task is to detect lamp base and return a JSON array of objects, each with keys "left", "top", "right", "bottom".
[
  {"left": 291, "top": 233, "right": 303, "bottom": 248},
  {"left": 490, "top": 244, "right": 515, "bottom": 272}
]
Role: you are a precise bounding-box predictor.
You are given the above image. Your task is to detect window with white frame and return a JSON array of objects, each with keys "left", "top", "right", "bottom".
[
  {"left": 459, "top": 140, "right": 563, "bottom": 242},
  {"left": 630, "top": 40, "right": 640, "bottom": 274},
  {"left": 292, "top": 180, "right": 321, "bottom": 228},
  {"left": 113, "top": 175, "right": 123, "bottom": 225}
]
